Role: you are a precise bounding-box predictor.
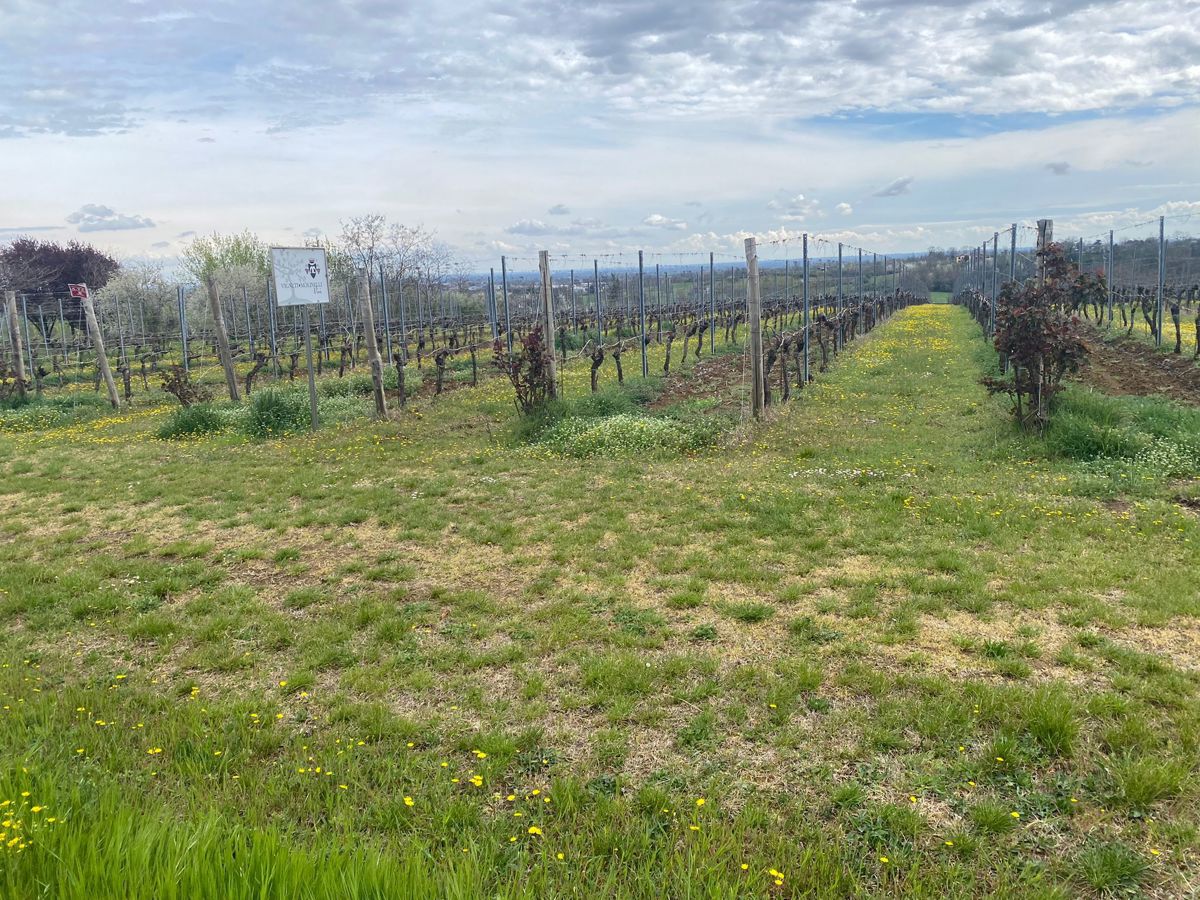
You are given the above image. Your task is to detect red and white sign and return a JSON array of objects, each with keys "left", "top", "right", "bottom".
[{"left": 68, "top": 283, "right": 90, "bottom": 300}]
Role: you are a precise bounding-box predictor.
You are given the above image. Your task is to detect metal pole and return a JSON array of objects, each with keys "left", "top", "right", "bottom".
[
  {"left": 303, "top": 304, "right": 319, "bottom": 430},
  {"left": 594, "top": 259, "right": 602, "bottom": 344},
  {"left": 638, "top": 250, "right": 648, "bottom": 378},
  {"left": 1156, "top": 214, "right": 1166, "bottom": 348},
  {"left": 501, "top": 256, "right": 512, "bottom": 353},
  {"left": 537, "top": 250, "right": 557, "bottom": 397},
  {"left": 857, "top": 249, "right": 863, "bottom": 335},
  {"left": 1107, "top": 229, "right": 1114, "bottom": 323},
  {"left": 488, "top": 268, "right": 498, "bottom": 341},
  {"left": 570, "top": 268, "right": 576, "bottom": 334},
  {"left": 20, "top": 296, "right": 35, "bottom": 381},
  {"left": 700, "top": 254, "right": 710, "bottom": 355},
  {"left": 802, "top": 234, "right": 810, "bottom": 383},
  {"left": 379, "top": 264, "right": 392, "bottom": 363},
  {"left": 396, "top": 276, "right": 408, "bottom": 364},
  {"left": 837, "top": 243, "right": 843, "bottom": 351},
  {"left": 744, "top": 237, "right": 764, "bottom": 419},
  {"left": 991, "top": 232, "right": 999, "bottom": 336},
  {"left": 267, "top": 276, "right": 279, "bottom": 376},
  {"left": 177, "top": 285, "right": 189, "bottom": 373},
  {"left": 57, "top": 298, "right": 68, "bottom": 365},
  {"left": 1010, "top": 224, "right": 1017, "bottom": 285}
]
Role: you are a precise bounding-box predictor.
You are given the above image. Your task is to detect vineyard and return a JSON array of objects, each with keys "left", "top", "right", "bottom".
[{"left": 1, "top": 221, "right": 1200, "bottom": 898}]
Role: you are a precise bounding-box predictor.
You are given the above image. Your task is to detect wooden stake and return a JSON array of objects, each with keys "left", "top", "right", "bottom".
[
  {"left": 203, "top": 274, "right": 240, "bottom": 402},
  {"left": 539, "top": 250, "right": 558, "bottom": 399},
  {"left": 359, "top": 270, "right": 388, "bottom": 418},
  {"left": 1036, "top": 219, "right": 1053, "bottom": 286},
  {"left": 744, "top": 237, "right": 764, "bottom": 420},
  {"left": 4, "top": 291, "right": 27, "bottom": 400},
  {"left": 79, "top": 288, "right": 121, "bottom": 410}
]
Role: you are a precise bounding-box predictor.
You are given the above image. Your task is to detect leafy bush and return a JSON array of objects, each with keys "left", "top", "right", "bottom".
[
  {"left": 983, "top": 243, "right": 1089, "bottom": 430},
  {"left": 493, "top": 326, "right": 555, "bottom": 414},
  {"left": 243, "top": 389, "right": 309, "bottom": 438},
  {"left": 157, "top": 404, "right": 228, "bottom": 440}
]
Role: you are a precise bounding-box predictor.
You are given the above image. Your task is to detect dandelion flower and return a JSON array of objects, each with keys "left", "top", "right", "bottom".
[{"left": 404, "top": 796, "right": 414, "bottom": 807}]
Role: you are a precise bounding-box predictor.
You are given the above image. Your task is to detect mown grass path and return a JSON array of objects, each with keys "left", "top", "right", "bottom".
[{"left": 0, "top": 305, "right": 1196, "bottom": 898}]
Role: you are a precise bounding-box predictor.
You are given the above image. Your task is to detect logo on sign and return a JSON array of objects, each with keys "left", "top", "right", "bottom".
[{"left": 305, "top": 259, "right": 320, "bottom": 279}]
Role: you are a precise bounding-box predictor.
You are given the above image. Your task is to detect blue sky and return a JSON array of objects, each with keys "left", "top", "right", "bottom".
[{"left": 1, "top": 0, "right": 1197, "bottom": 267}]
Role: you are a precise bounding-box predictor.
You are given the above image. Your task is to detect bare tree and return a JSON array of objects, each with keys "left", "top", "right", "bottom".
[
  {"left": 181, "top": 231, "right": 268, "bottom": 402},
  {"left": 340, "top": 215, "right": 388, "bottom": 416}
]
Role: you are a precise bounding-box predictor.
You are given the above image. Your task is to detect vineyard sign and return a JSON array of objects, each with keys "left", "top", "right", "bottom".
[{"left": 271, "top": 248, "right": 330, "bottom": 307}]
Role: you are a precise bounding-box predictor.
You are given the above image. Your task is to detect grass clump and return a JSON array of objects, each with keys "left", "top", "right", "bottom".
[
  {"left": 243, "top": 389, "right": 310, "bottom": 438},
  {"left": 513, "top": 383, "right": 729, "bottom": 458},
  {"left": 157, "top": 403, "right": 228, "bottom": 440},
  {"left": 0, "top": 393, "right": 111, "bottom": 432},
  {"left": 1074, "top": 841, "right": 1148, "bottom": 896},
  {"left": 1045, "top": 389, "right": 1200, "bottom": 477}
]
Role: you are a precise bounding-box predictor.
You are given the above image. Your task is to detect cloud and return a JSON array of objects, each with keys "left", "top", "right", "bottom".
[
  {"left": 506, "top": 219, "right": 553, "bottom": 236},
  {"left": 836, "top": 202, "right": 854, "bottom": 216},
  {"left": 0, "top": 0, "right": 1197, "bottom": 148},
  {"left": 65, "top": 203, "right": 155, "bottom": 232},
  {"left": 151, "top": 241, "right": 170, "bottom": 248},
  {"left": 1045, "top": 161, "right": 1071, "bottom": 175},
  {"left": 197, "top": 136, "right": 216, "bottom": 143},
  {"left": 643, "top": 213, "right": 688, "bottom": 231},
  {"left": 547, "top": 204, "right": 570, "bottom": 215},
  {"left": 873, "top": 176, "right": 913, "bottom": 197},
  {"left": 769, "top": 192, "right": 821, "bottom": 220},
  {"left": 177, "top": 231, "right": 196, "bottom": 239}
]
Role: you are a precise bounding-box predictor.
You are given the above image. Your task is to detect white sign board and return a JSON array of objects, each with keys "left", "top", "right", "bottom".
[{"left": 271, "top": 247, "right": 331, "bottom": 307}]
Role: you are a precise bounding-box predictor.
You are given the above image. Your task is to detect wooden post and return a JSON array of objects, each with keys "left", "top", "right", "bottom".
[
  {"left": 4, "top": 291, "right": 26, "bottom": 401},
  {"left": 79, "top": 287, "right": 121, "bottom": 409},
  {"left": 359, "top": 269, "right": 388, "bottom": 417},
  {"left": 744, "top": 237, "right": 764, "bottom": 420},
  {"left": 1036, "top": 219, "right": 1053, "bottom": 286},
  {"left": 302, "top": 305, "right": 319, "bottom": 430},
  {"left": 203, "top": 273, "right": 240, "bottom": 402},
  {"left": 539, "top": 250, "right": 558, "bottom": 399}
]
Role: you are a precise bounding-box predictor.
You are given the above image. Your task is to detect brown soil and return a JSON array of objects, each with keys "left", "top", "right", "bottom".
[
  {"left": 650, "top": 349, "right": 747, "bottom": 411},
  {"left": 1075, "top": 326, "right": 1200, "bottom": 405}
]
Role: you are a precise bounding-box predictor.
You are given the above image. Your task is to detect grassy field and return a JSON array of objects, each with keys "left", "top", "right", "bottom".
[{"left": 1, "top": 305, "right": 1198, "bottom": 898}]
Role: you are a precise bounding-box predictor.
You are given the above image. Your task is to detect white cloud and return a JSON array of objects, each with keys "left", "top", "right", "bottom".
[
  {"left": 65, "top": 203, "right": 155, "bottom": 232},
  {"left": 547, "top": 204, "right": 570, "bottom": 215},
  {"left": 836, "top": 202, "right": 853, "bottom": 216},
  {"left": 643, "top": 213, "right": 688, "bottom": 231},
  {"left": 1045, "top": 162, "right": 1071, "bottom": 176},
  {"left": 506, "top": 219, "right": 552, "bottom": 236}
]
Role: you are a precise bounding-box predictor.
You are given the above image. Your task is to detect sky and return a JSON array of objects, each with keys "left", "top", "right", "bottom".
[{"left": 1, "top": 0, "right": 1199, "bottom": 269}]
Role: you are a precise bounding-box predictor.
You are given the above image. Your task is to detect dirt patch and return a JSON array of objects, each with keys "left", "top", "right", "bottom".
[
  {"left": 1075, "top": 326, "right": 1200, "bottom": 404},
  {"left": 650, "top": 351, "right": 746, "bottom": 412}
]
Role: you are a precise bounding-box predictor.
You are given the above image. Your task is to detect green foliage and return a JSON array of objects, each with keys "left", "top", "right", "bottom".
[
  {"left": 243, "top": 389, "right": 309, "bottom": 438},
  {"left": 1074, "top": 841, "right": 1147, "bottom": 895},
  {"left": 537, "top": 412, "right": 720, "bottom": 458},
  {"left": 1044, "top": 388, "right": 1200, "bottom": 477},
  {"left": 157, "top": 403, "right": 227, "bottom": 440},
  {"left": 180, "top": 231, "right": 269, "bottom": 281},
  {"left": 0, "top": 393, "right": 110, "bottom": 432}
]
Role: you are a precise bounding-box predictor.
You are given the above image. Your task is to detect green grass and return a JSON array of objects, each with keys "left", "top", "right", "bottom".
[{"left": 0, "top": 306, "right": 1196, "bottom": 897}]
